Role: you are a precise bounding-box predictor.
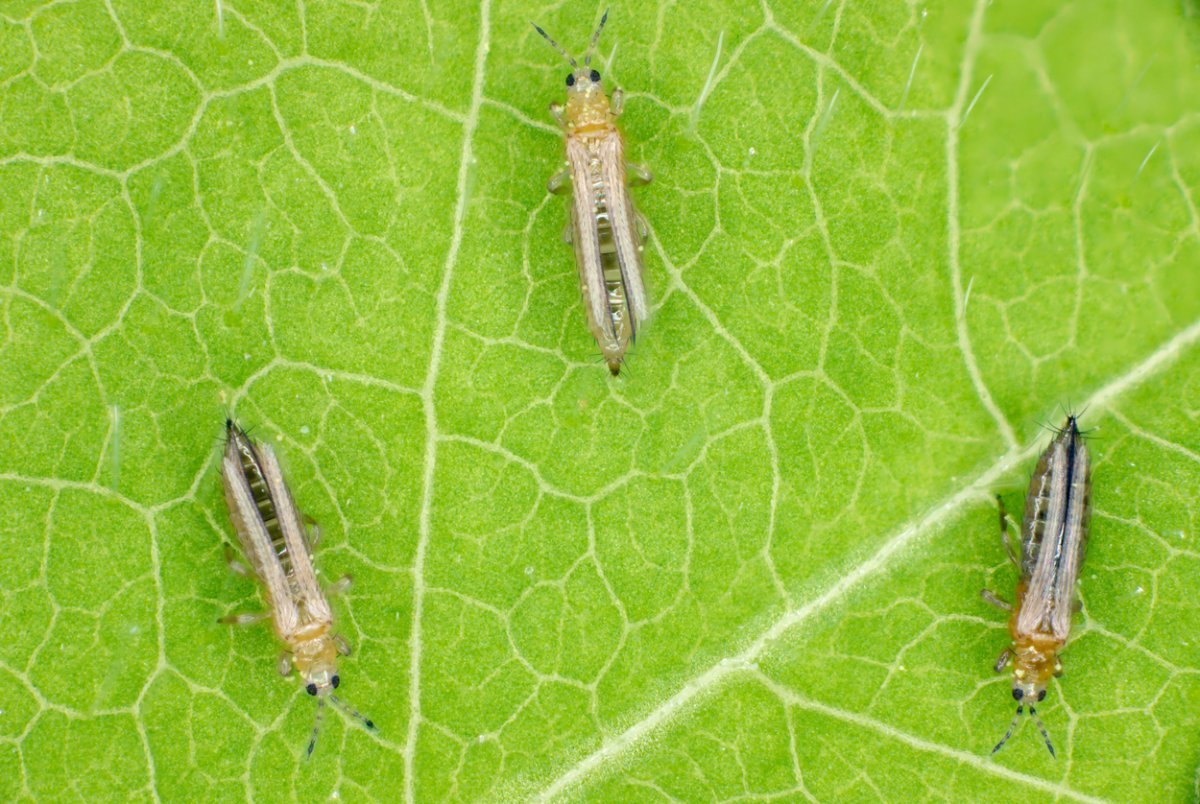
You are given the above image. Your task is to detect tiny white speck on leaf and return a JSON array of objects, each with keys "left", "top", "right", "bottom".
[{"left": 300, "top": 425, "right": 310, "bottom": 434}]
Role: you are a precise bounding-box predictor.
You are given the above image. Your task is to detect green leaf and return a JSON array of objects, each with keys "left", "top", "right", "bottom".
[{"left": 0, "top": 0, "right": 1197, "bottom": 801}]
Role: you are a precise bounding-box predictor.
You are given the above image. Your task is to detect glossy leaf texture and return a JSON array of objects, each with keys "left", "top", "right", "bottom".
[{"left": 0, "top": 0, "right": 1197, "bottom": 801}]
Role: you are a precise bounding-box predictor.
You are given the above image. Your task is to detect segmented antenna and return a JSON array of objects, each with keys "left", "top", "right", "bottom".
[
  {"left": 331, "top": 694, "right": 376, "bottom": 731},
  {"left": 1029, "top": 706, "right": 1056, "bottom": 757},
  {"left": 992, "top": 705, "right": 1023, "bottom": 754},
  {"left": 531, "top": 22, "right": 577, "bottom": 67},
  {"left": 584, "top": 9, "right": 610, "bottom": 66},
  {"left": 307, "top": 697, "right": 326, "bottom": 758}
]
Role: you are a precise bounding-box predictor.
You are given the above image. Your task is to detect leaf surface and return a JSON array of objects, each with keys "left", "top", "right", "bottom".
[{"left": 0, "top": 0, "right": 1197, "bottom": 801}]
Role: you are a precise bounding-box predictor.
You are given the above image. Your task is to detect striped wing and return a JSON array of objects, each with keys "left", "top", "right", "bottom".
[
  {"left": 256, "top": 441, "right": 333, "bottom": 625},
  {"left": 598, "top": 131, "right": 648, "bottom": 328},
  {"left": 1016, "top": 442, "right": 1070, "bottom": 637},
  {"left": 1049, "top": 441, "right": 1090, "bottom": 638},
  {"left": 222, "top": 444, "right": 300, "bottom": 635},
  {"left": 566, "top": 136, "right": 615, "bottom": 348},
  {"left": 1018, "top": 450, "right": 1055, "bottom": 578}
]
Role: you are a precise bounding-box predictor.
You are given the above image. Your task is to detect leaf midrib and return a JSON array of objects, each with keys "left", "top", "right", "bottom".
[{"left": 405, "top": 1, "right": 494, "bottom": 801}]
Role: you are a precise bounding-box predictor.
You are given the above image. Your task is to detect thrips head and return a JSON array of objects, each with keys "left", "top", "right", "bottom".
[
  {"left": 1011, "top": 680, "right": 1048, "bottom": 707},
  {"left": 565, "top": 66, "right": 604, "bottom": 93},
  {"left": 303, "top": 670, "right": 340, "bottom": 697}
]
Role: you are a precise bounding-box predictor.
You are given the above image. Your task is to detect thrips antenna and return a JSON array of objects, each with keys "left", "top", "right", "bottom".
[
  {"left": 584, "top": 9, "right": 610, "bottom": 67},
  {"left": 307, "top": 697, "right": 325, "bottom": 759},
  {"left": 331, "top": 694, "right": 377, "bottom": 731},
  {"left": 1029, "top": 707, "right": 1056, "bottom": 757},
  {"left": 992, "top": 705, "right": 1023, "bottom": 755},
  {"left": 991, "top": 701, "right": 1057, "bottom": 758},
  {"left": 531, "top": 22, "right": 577, "bottom": 68}
]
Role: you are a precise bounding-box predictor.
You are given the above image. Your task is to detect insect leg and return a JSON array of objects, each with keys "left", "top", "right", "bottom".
[
  {"left": 549, "top": 102, "right": 566, "bottom": 127},
  {"left": 219, "top": 611, "right": 271, "bottom": 626},
  {"left": 277, "top": 651, "right": 293, "bottom": 677},
  {"left": 996, "top": 495, "right": 1018, "bottom": 566},
  {"left": 334, "top": 634, "right": 352, "bottom": 656},
  {"left": 547, "top": 165, "right": 572, "bottom": 195},
  {"left": 561, "top": 220, "right": 574, "bottom": 245},
  {"left": 326, "top": 575, "right": 353, "bottom": 597},
  {"left": 611, "top": 87, "right": 625, "bottom": 116},
  {"left": 980, "top": 589, "right": 1011, "bottom": 611},
  {"left": 633, "top": 210, "right": 649, "bottom": 242},
  {"left": 304, "top": 514, "right": 321, "bottom": 548},
  {"left": 626, "top": 162, "right": 652, "bottom": 186},
  {"left": 992, "top": 647, "right": 1012, "bottom": 673},
  {"left": 223, "top": 544, "right": 252, "bottom": 578}
]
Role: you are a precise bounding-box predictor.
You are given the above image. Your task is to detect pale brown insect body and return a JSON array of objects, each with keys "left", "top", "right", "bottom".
[
  {"left": 534, "top": 11, "right": 651, "bottom": 376},
  {"left": 220, "top": 419, "right": 374, "bottom": 755},
  {"left": 982, "top": 416, "right": 1092, "bottom": 757}
]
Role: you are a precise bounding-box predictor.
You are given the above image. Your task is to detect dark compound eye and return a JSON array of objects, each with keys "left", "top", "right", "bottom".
[
  {"left": 306, "top": 683, "right": 319, "bottom": 696},
  {"left": 1012, "top": 688, "right": 1024, "bottom": 701},
  {"left": 566, "top": 73, "right": 575, "bottom": 86},
  {"left": 1037, "top": 689, "right": 1047, "bottom": 702},
  {"left": 331, "top": 675, "right": 340, "bottom": 689},
  {"left": 590, "top": 69, "right": 601, "bottom": 83}
]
